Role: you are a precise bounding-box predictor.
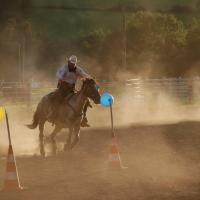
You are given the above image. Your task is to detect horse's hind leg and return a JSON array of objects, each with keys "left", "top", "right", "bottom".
[
  {"left": 64, "top": 127, "right": 73, "bottom": 151},
  {"left": 70, "top": 126, "right": 81, "bottom": 150},
  {"left": 50, "top": 125, "right": 61, "bottom": 155},
  {"left": 39, "top": 121, "right": 45, "bottom": 157}
]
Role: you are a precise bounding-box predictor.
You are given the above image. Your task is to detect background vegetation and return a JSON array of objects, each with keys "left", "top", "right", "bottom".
[{"left": 1, "top": 0, "right": 200, "bottom": 81}]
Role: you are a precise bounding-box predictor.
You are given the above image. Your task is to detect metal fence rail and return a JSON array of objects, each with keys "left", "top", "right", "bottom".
[
  {"left": 0, "top": 81, "right": 31, "bottom": 105},
  {"left": 0, "top": 77, "right": 199, "bottom": 106},
  {"left": 124, "top": 77, "right": 194, "bottom": 103}
]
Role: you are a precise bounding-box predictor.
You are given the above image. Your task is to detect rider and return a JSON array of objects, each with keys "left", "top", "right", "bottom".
[{"left": 50, "top": 55, "right": 92, "bottom": 127}]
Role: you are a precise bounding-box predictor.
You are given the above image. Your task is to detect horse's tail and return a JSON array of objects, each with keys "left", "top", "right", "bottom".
[{"left": 26, "top": 108, "right": 40, "bottom": 129}]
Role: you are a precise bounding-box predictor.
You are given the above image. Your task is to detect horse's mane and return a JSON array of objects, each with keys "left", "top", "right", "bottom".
[
  {"left": 83, "top": 77, "right": 95, "bottom": 82},
  {"left": 82, "top": 77, "right": 97, "bottom": 85}
]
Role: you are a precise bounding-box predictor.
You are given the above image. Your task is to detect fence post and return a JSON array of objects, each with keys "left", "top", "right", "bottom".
[{"left": 26, "top": 81, "right": 31, "bottom": 107}]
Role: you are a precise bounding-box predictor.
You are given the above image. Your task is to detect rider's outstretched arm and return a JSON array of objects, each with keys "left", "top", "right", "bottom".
[{"left": 76, "top": 66, "right": 91, "bottom": 79}]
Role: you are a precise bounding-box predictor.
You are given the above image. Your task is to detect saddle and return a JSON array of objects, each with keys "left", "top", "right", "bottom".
[
  {"left": 47, "top": 89, "right": 75, "bottom": 123},
  {"left": 47, "top": 88, "right": 91, "bottom": 127}
]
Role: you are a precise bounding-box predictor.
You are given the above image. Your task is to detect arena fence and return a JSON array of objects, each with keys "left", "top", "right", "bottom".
[{"left": 0, "top": 77, "right": 200, "bottom": 106}]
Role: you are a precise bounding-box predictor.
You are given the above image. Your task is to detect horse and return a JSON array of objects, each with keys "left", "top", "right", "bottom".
[{"left": 27, "top": 78, "right": 101, "bottom": 157}]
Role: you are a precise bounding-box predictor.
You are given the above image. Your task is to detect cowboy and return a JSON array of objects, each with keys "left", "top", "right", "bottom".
[{"left": 49, "top": 55, "right": 92, "bottom": 127}]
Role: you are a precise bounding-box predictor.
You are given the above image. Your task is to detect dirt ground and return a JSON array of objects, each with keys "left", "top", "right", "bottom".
[{"left": 1, "top": 120, "right": 200, "bottom": 200}]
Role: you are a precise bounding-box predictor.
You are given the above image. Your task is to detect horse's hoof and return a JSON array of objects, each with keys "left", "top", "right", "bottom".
[
  {"left": 52, "top": 145, "right": 57, "bottom": 155},
  {"left": 64, "top": 144, "right": 67, "bottom": 151},
  {"left": 40, "top": 150, "right": 45, "bottom": 158},
  {"left": 52, "top": 149, "right": 57, "bottom": 155},
  {"left": 64, "top": 144, "right": 70, "bottom": 152},
  {"left": 41, "top": 153, "right": 45, "bottom": 158}
]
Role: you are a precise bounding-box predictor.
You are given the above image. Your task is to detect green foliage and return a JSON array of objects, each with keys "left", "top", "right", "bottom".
[
  {"left": 128, "top": 12, "right": 186, "bottom": 51},
  {"left": 1, "top": 9, "right": 200, "bottom": 79},
  {"left": 0, "top": 17, "right": 33, "bottom": 41},
  {"left": 77, "top": 12, "right": 189, "bottom": 77},
  {"left": 76, "top": 11, "right": 200, "bottom": 77},
  {"left": 126, "top": 11, "right": 187, "bottom": 72},
  {"left": 186, "top": 18, "right": 200, "bottom": 60},
  {"left": 78, "top": 28, "right": 109, "bottom": 56},
  {"left": 32, "top": 0, "right": 198, "bottom": 10}
]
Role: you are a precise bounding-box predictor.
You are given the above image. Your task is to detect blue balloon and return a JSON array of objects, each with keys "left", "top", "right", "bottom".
[{"left": 100, "top": 93, "right": 114, "bottom": 107}]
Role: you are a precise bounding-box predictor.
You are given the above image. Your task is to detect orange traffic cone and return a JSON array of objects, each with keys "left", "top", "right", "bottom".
[
  {"left": 108, "top": 137, "right": 126, "bottom": 169},
  {"left": 3, "top": 145, "right": 23, "bottom": 190}
]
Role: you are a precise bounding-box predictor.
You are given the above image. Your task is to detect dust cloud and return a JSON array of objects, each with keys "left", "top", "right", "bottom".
[
  {"left": 120, "top": 131, "right": 194, "bottom": 188},
  {"left": 1, "top": 75, "right": 200, "bottom": 197},
  {"left": 0, "top": 106, "right": 38, "bottom": 156},
  {"left": 1, "top": 66, "right": 200, "bottom": 192},
  {"left": 90, "top": 80, "right": 200, "bottom": 128},
  {"left": 1, "top": 73, "right": 200, "bottom": 156}
]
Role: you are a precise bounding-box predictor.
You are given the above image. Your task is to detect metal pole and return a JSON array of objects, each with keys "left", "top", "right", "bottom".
[
  {"left": 109, "top": 101, "right": 115, "bottom": 138},
  {"left": 18, "top": 43, "right": 22, "bottom": 83},
  {"left": 5, "top": 110, "right": 12, "bottom": 146},
  {"left": 22, "top": 39, "right": 25, "bottom": 84},
  {"left": 122, "top": 7, "right": 127, "bottom": 69}
]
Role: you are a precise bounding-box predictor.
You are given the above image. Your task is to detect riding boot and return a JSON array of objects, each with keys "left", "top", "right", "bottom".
[
  {"left": 81, "top": 115, "right": 90, "bottom": 127},
  {"left": 81, "top": 100, "right": 91, "bottom": 127}
]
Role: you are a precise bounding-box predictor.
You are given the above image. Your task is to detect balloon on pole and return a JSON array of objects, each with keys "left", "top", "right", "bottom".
[
  {"left": 100, "top": 93, "right": 115, "bottom": 137},
  {"left": 100, "top": 93, "right": 114, "bottom": 107},
  {"left": 100, "top": 93, "right": 126, "bottom": 169}
]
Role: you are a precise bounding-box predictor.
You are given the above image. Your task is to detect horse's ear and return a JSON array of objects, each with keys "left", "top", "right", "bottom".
[
  {"left": 90, "top": 77, "right": 96, "bottom": 82},
  {"left": 82, "top": 77, "right": 87, "bottom": 82}
]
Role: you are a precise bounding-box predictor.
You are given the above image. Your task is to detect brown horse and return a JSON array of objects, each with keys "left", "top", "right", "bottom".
[{"left": 27, "top": 79, "right": 100, "bottom": 157}]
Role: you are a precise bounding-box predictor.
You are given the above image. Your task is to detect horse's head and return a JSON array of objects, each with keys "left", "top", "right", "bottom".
[{"left": 82, "top": 78, "right": 101, "bottom": 104}]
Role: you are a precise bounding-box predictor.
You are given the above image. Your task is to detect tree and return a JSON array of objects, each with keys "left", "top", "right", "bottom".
[
  {"left": 78, "top": 28, "right": 108, "bottom": 56},
  {"left": 126, "top": 11, "right": 187, "bottom": 75},
  {"left": 196, "top": 0, "right": 200, "bottom": 10},
  {"left": 185, "top": 18, "right": 200, "bottom": 62}
]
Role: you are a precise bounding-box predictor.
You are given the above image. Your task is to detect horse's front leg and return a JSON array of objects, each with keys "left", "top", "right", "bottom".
[
  {"left": 50, "top": 125, "right": 62, "bottom": 155},
  {"left": 70, "top": 125, "right": 81, "bottom": 150},
  {"left": 39, "top": 121, "right": 45, "bottom": 157},
  {"left": 64, "top": 127, "right": 73, "bottom": 151}
]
